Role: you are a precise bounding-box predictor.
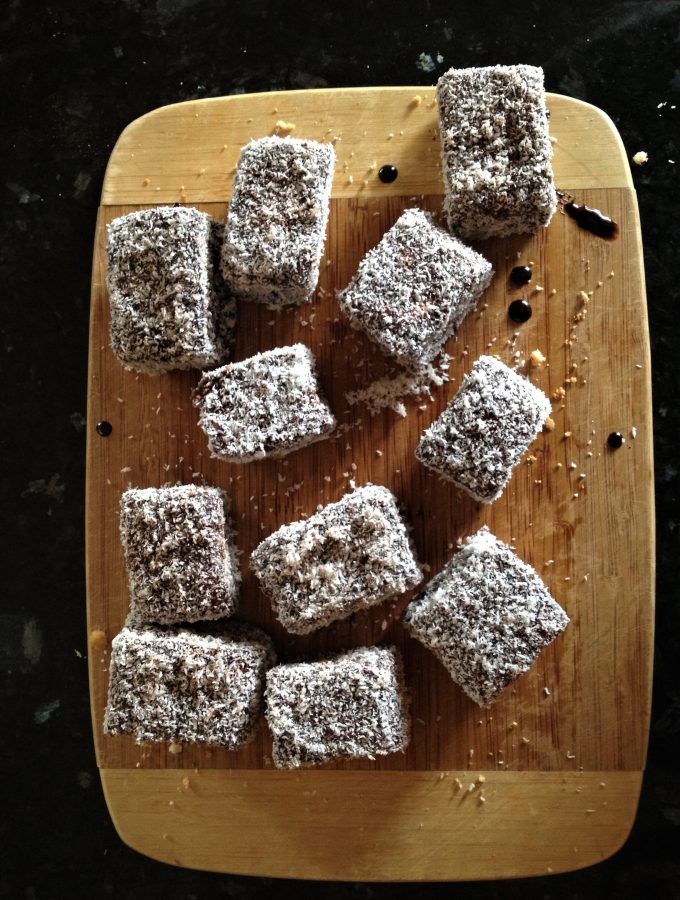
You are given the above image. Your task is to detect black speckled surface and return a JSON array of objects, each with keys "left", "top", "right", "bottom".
[{"left": 2, "top": 1, "right": 679, "bottom": 897}]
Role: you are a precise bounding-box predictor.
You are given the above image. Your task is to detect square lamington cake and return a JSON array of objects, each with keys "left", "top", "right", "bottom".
[
  {"left": 338, "top": 208, "right": 493, "bottom": 370},
  {"left": 107, "top": 206, "right": 236, "bottom": 372},
  {"left": 104, "top": 622, "right": 275, "bottom": 746},
  {"left": 250, "top": 484, "right": 422, "bottom": 634},
  {"left": 221, "top": 136, "right": 335, "bottom": 307},
  {"left": 193, "top": 343, "right": 336, "bottom": 462},
  {"left": 404, "top": 527, "right": 569, "bottom": 707},
  {"left": 415, "top": 355, "right": 551, "bottom": 503},
  {"left": 437, "top": 65, "right": 557, "bottom": 240},
  {"left": 120, "top": 485, "right": 240, "bottom": 624},
  {"left": 265, "top": 645, "right": 410, "bottom": 768}
]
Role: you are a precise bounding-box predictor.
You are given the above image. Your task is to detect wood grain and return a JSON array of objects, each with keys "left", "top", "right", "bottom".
[
  {"left": 101, "top": 768, "right": 642, "bottom": 880},
  {"left": 86, "top": 88, "right": 653, "bottom": 878}
]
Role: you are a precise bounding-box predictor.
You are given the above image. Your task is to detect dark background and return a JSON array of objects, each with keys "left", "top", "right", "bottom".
[{"left": 2, "top": 1, "right": 679, "bottom": 897}]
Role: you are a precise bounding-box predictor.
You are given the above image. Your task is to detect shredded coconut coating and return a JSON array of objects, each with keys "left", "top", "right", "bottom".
[
  {"left": 250, "top": 484, "right": 422, "bottom": 635},
  {"left": 415, "top": 355, "right": 551, "bottom": 503},
  {"left": 107, "top": 206, "right": 236, "bottom": 373},
  {"left": 404, "top": 527, "right": 569, "bottom": 707},
  {"left": 436, "top": 65, "right": 557, "bottom": 240},
  {"left": 265, "top": 645, "right": 410, "bottom": 767},
  {"left": 104, "top": 622, "right": 276, "bottom": 746},
  {"left": 120, "top": 485, "right": 240, "bottom": 625},
  {"left": 220, "top": 136, "right": 335, "bottom": 307},
  {"left": 193, "top": 343, "right": 336, "bottom": 462},
  {"left": 338, "top": 208, "right": 493, "bottom": 370}
]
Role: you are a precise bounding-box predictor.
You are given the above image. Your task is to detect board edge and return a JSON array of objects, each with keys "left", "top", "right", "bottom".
[{"left": 99, "top": 767, "right": 644, "bottom": 881}]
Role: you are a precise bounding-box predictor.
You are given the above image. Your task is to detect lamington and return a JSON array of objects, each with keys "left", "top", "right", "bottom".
[
  {"left": 221, "top": 136, "right": 335, "bottom": 307},
  {"left": 120, "top": 485, "right": 240, "bottom": 624},
  {"left": 193, "top": 343, "right": 336, "bottom": 462},
  {"left": 103, "top": 622, "right": 276, "bottom": 746},
  {"left": 415, "top": 355, "right": 551, "bottom": 503},
  {"left": 403, "top": 527, "right": 569, "bottom": 706},
  {"left": 250, "top": 484, "right": 422, "bottom": 634},
  {"left": 265, "top": 645, "right": 410, "bottom": 768},
  {"left": 107, "top": 206, "right": 236, "bottom": 373},
  {"left": 338, "top": 208, "right": 493, "bottom": 370},
  {"left": 436, "top": 65, "right": 557, "bottom": 240}
]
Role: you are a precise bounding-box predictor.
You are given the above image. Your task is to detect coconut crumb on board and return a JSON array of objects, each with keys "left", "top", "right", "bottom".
[{"left": 345, "top": 354, "right": 452, "bottom": 415}]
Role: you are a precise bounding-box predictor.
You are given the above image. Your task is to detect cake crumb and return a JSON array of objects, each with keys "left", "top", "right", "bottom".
[
  {"left": 90, "top": 630, "right": 107, "bottom": 652},
  {"left": 543, "top": 416, "right": 555, "bottom": 432},
  {"left": 529, "top": 349, "right": 546, "bottom": 368},
  {"left": 632, "top": 151, "right": 648, "bottom": 165},
  {"left": 168, "top": 742, "right": 182, "bottom": 754},
  {"left": 272, "top": 120, "right": 296, "bottom": 136},
  {"left": 410, "top": 95, "right": 423, "bottom": 107}
]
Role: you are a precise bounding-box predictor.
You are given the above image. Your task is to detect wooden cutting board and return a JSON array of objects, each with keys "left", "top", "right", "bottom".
[{"left": 86, "top": 87, "right": 654, "bottom": 880}]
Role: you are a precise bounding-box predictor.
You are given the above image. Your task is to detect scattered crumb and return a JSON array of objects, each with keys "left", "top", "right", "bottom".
[
  {"left": 543, "top": 416, "right": 556, "bottom": 432},
  {"left": 90, "top": 630, "right": 107, "bottom": 652},
  {"left": 345, "top": 354, "right": 451, "bottom": 415},
  {"left": 272, "top": 120, "right": 296, "bottom": 136},
  {"left": 632, "top": 151, "right": 648, "bottom": 165},
  {"left": 410, "top": 95, "right": 423, "bottom": 107}
]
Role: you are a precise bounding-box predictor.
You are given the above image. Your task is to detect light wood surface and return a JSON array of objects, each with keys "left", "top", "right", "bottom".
[{"left": 86, "top": 87, "right": 654, "bottom": 879}]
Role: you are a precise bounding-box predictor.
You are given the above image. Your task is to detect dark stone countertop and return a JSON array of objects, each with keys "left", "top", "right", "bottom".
[{"left": 2, "top": 1, "right": 679, "bottom": 898}]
